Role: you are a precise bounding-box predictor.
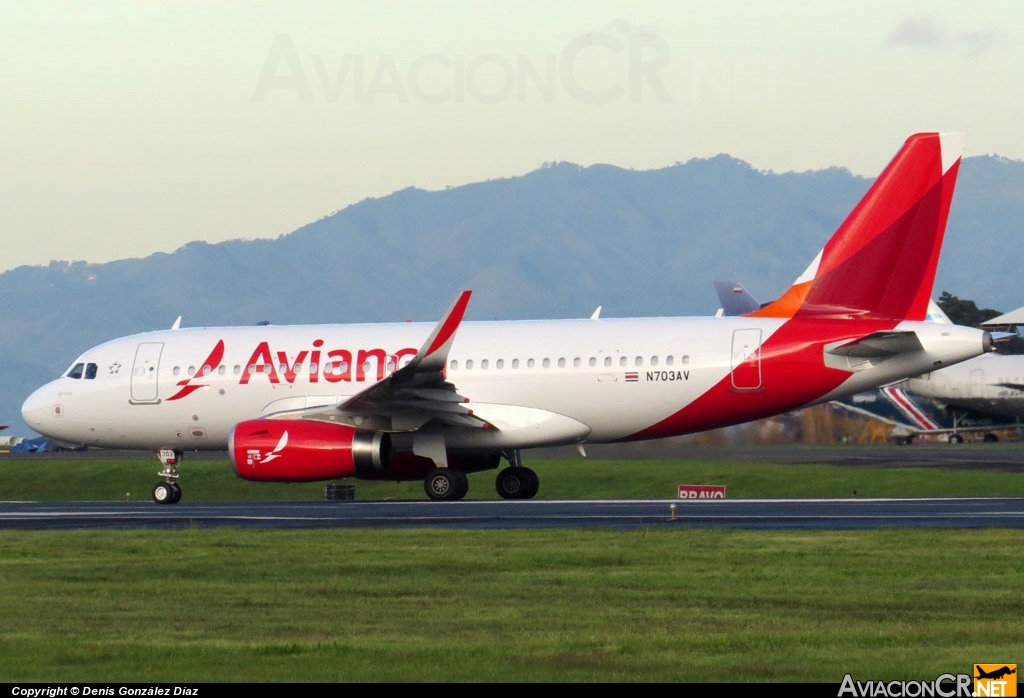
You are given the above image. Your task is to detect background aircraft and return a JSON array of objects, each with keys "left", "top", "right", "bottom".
[{"left": 21, "top": 133, "right": 992, "bottom": 502}]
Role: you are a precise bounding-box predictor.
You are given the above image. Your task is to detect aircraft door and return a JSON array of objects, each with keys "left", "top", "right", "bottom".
[
  {"left": 731, "top": 329, "right": 763, "bottom": 391},
  {"left": 131, "top": 342, "right": 164, "bottom": 403}
]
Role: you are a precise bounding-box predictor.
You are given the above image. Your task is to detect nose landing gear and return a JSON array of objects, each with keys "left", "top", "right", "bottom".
[{"left": 152, "top": 449, "right": 183, "bottom": 504}]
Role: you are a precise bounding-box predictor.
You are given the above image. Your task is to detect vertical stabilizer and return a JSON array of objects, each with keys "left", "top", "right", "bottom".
[{"left": 750, "top": 132, "right": 964, "bottom": 321}]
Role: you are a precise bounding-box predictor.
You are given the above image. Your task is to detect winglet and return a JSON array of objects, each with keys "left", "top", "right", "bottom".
[
  {"left": 414, "top": 290, "right": 472, "bottom": 373},
  {"left": 748, "top": 132, "right": 965, "bottom": 322}
]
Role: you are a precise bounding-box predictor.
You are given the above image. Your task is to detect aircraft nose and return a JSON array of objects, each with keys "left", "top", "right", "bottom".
[{"left": 21, "top": 385, "right": 59, "bottom": 433}]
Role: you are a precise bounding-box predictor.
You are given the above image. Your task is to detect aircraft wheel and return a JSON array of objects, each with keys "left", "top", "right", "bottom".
[
  {"left": 424, "top": 469, "right": 467, "bottom": 501},
  {"left": 520, "top": 467, "right": 539, "bottom": 499},
  {"left": 170, "top": 483, "right": 183, "bottom": 503},
  {"left": 948, "top": 434, "right": 964, "bottom": 444},
  {"left": 152, "top": 482, "right": 177, "bottom": 505},
  {"left": 983, "top": 433, "right": 999, "bottom": 443},
  {"left": 496, "top": 467, "right": 539, "bottom": 500}
]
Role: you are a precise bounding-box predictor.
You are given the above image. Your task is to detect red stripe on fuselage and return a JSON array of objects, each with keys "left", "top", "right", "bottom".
[{"left": 622, "top": 317, "right": 895, "bottom": 441}]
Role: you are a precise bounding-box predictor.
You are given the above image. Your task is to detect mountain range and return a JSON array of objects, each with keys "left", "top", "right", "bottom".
[{"left": 3, "top": 152, "right": 1022, "bottom": 437}]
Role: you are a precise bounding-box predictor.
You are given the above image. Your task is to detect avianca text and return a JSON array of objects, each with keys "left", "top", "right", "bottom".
[{"left": 239, "top": 341, "right": 417, "bottom": 384}]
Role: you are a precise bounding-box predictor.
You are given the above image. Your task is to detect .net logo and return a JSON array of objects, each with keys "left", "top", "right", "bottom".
[{"left": 975, "top": 665, "right": 1017, "bottom": 697}]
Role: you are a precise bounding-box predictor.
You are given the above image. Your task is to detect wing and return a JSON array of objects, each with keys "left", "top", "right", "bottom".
[{"left": 266, "top": 290, "right": 492, "bottom": 433}]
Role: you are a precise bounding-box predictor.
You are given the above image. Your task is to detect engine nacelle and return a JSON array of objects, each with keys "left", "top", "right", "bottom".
[{"left": 229, "top": 419, "right": 391, "bottom": 482}]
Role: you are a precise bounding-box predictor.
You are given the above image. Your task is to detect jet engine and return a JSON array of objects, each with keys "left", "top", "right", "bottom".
[{"left": 229, "top": 419, "right": 391, "bottom": 482}]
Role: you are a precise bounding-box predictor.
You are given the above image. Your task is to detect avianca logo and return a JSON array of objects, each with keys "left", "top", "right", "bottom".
[
  {"left": 246, "top": 430, "right": 288, "bottom": 466},
  {"left": 166, "top": 339, "right": 418, "bottom": 401},
  {"left": 167, "top": 340, "right": 225, "bottom": 401}
]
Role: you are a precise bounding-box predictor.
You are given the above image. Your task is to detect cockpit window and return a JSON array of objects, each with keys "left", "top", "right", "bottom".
[{"left": 65, "top": 362, "right": 99, "bottom": 380}]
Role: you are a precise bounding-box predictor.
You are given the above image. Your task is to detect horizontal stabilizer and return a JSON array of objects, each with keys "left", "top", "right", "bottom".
[{"left": 827, "top": 330, "right": 923, "bottom": 358}]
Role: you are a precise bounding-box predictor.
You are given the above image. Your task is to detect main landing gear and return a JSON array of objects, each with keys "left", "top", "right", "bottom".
[
  {"left": 424, "top": 468, "right": 470, "bottom": 501},
  {"left": 421, "top": 450, "right": 539, "bottom": 501},
  {"left": 495, "top": 465, "right": 539, "bottom": 500},
  {"left": 152, "top": 449, "right": 183, "bottom": 504},
  {"left": 494, "top": 449, "right": 539, "bottom": 500}
]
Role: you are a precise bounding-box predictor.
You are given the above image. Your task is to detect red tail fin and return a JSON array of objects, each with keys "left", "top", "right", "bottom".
[{"left": 750, "top": 132, "right": 964, "bottom": 321}]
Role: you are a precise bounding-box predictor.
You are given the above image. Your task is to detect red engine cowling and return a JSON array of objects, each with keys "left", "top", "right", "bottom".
[{"left": 229, "top": 419, "right": 391, "bottom": 482}]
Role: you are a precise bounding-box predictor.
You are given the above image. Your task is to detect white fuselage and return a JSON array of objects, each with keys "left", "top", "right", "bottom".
[{"left": 22, "top": 315, "right": 990, "bottom": 452}]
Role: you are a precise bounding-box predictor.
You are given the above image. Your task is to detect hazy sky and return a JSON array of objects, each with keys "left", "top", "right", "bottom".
[{"left": 2, "top": 1, "right": 1020, "bottom": 272}]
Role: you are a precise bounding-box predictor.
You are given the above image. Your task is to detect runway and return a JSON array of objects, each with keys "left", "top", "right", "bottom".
[
  {"left": 1, "top": 497, "right": 1023, "bottom": 531},
  {"left": 2, "top": 443, "right": 1023, "bottom": 530}
]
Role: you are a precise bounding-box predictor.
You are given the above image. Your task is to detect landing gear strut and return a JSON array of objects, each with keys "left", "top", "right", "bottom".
[{"left": 153, "top": 449, "right": 183, "bottom": 504}]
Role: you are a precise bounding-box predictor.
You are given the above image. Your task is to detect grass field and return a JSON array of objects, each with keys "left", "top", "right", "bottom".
[{"left": 0, "top": 451, "right": 1022, "bottom": 683}]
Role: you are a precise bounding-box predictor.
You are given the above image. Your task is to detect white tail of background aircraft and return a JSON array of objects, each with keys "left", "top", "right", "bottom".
[{"left": 22, "top": 132, "right": 993, "bottom": 503}]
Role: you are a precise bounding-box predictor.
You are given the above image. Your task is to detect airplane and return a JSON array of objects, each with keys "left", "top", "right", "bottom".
[
  {"left": 21, "top": 132, "right": 994, "bottom": 504},
  {"left": 830, "top": 383, "right": 1021, "bottom": 444},
  {"left": 975, "top": 666, "right": 1017, "bottom": 681}
]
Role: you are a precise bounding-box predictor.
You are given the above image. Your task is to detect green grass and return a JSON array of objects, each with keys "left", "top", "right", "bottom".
[
  {"left": 4, "top": 451, "right": 1024, "bottom": 501},
  {"left": 0, "top": 452, "right": 1022, "bottom": 682},
  {"left": 0, "top": 528, "right": 1020, "bottom": 682}
]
